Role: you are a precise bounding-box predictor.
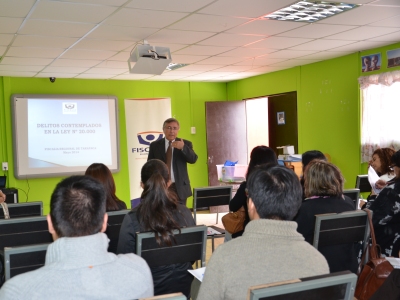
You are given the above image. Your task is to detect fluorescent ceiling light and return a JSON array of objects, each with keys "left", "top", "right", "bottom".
[
  {"left": 263, "top": 1, "right": 359, "bottom": 23},
  {"left": 166, "top": 63, "right": 189, "bottom": 71}
]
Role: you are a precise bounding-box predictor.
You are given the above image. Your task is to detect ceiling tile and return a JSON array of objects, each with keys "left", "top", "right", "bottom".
[
  {"left": 178, "top": 64, "right": 224, "bottom": 71},
  {"left": 234, "top": 57, "right": 287, "bottom": 66},
  {"left": 369, "top": 15, "right": 400, "bottom": 27},
  {"left": 96, "top": 60, "right": 129, "bottom": 69},
  {"left": 250, "top": 36, "right": 313, "bottom": 49},
  {"left": 0, "top": 71, "right": 37, "bottom": 77},
  {"left": 76, "top": 73, "right": 115, "bottom": 79},
  {"left": 61, "top": 49, "right": 117, "bottom": 60},
  {"left": 226, "top": 19, "right": 306, "bottom": 35},
  {"left": 13, "top": 35, "right": 79, "bottom": 48},
  {"left": 19, "top": 20, "right": 96, "bottom": 37},
  {"left": 219, "top": 47, "right": 277, "bottom": 57},
  {"left": 290, "top": 39, "right": 356, "bottom": 51},
  {"left": 105, "top": 8, "right": 188, "bottom": 28},
  {"left": 195, "top": 56, "right": 246, "bottom": 65},
  {"left": 42, "top": 66, "right": 88, "bottom": 73},
  {"left": 174, "top": 45, "right": 235, "bottom": 56},
  {"left": 6, "top": 47, "right": 65, "bottom": 58},
  {"left": 30, "top": 1, "right": 118, "bottom": 23},
  {"left": 85, "top": 68, "right": 127, "bottom": 75},
  {"left": 126, "top": 0, "right": 215, "bottom": 12},
  {"left": 265, "top": 49, "right": 318, "bottom": 59},
  {"left": 0, "top": 0, "right": 35, "bottom": 18},
  {"left": 86, "top": 25, "right": 159, "bottom": 41},
  {"left": 73, "top": 39, "right": 134, "bottom": 51},
  {"left": 198, "top": 0, "right": 295, "bottom": 18},
  {"left": 113, "top": 73, "right": 154, "bottom": 80},
  {"left": 277, "top": 24, "right": 358, "bottom": 39},
  {"left": 0, "top": 64, "right": 43, "bottom": 72},
  {"left": 169, "top": 14, "right": 249, "bottom": 32},
  {"left": 149, "top": 29, "right": 216, "bottom": 45},
  {"left": 36, "top": 72, "right": 78, "bottom": 78},
  {"left": 198, "top": 33, "right": 265, "bottom": 47},
  {"left": 0, "top": 34, "right": 14, "bottom": 45},
  {"left": 327, "top": 26, "right": 400, "bottom": 41},
  {"left": 1, "top": 57, "right": 53, "bottom": 65},
  {"left": 328, "top": 40, "right": 388, "bottom": 52},
  {"left": 369, "top": 30, "right": 400, "bottom": 42},
  {"left": 170, "top": 54, "right": 210, "bottom": 64},
  {"left": 0, "top": 17, "right": 24, "bottom": 34},
  {"left": 319, "top": 5, "right": 400, "bottom": 26},
  {"left": 50, "top": 59, "right": 102, "bottom": 68}
]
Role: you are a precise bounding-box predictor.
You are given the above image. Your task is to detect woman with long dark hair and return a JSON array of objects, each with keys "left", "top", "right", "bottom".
[
  {"left": 228, "top": 146, "right": 278, "bottom": 238},
  {"left": 85, "top": 163, "right": 127, "bottom": 211},
  {"left": 117, "top": 159, "right": 195, "bottom": 298}
]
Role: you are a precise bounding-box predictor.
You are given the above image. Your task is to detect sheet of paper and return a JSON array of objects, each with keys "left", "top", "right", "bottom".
[
  {"left": 368, "top": 166, "right": 381, "bottom": 194},
  {"left": 386, "top": 257, "right": 400, "bottom": 269},
  {"left": 207, "top": 227, "right": 221, "bottom": 235},
  {"left": 188, "top": 267, "right": 206, "bottom": 282}
]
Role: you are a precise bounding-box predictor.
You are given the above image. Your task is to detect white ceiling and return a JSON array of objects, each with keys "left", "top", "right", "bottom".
[{"left": 0, "top": 0, "right": 399, "bottom": 82}]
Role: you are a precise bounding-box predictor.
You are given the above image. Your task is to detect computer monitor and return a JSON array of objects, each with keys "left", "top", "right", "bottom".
[
  {"left": 355, "top": 175, "right": 370, "bottom": 193},
  {"left": 0, "top": 176, "right": 6, "bottom": 188}
]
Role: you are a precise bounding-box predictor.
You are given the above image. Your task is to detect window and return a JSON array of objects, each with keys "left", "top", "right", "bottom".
[{"left": 359, "top": 70, "right": 400, "bottom": 162}]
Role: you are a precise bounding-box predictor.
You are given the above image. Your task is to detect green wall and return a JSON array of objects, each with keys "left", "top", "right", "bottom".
[
  {"left": 0, "top": 78, "right": 226, "bottom": 213},
  {"left": 1, "top": 41, "right": 399, "bottom": 213},
  {"left": 228, "top": 41, "right": 400, "bottom": 188}
]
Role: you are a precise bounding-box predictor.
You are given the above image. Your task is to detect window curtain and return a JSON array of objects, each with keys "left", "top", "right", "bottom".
[{"left": 359, "top": 70, "right": 400, "bottom": 162}]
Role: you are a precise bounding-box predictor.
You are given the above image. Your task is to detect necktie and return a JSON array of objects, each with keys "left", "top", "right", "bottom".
[{"left": 166, "top": 141, "right": 172, "bottom": 179}]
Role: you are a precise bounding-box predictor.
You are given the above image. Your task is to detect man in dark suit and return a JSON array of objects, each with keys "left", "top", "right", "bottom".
[{"left": 147, "top": 118, "right": 198, "bottom": 206}]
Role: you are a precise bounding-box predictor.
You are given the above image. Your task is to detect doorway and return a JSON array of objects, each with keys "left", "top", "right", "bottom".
[{"left": 205, "top": 91, "right": 298, "bottom": 186}]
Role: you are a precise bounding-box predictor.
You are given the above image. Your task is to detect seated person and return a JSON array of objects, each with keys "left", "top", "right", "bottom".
[
  {"left": 0, "top": 175, "right": 153, "bottom": 299},
  {"left": 229, "top": 146, "right": 277, "bottom": 238},
  {"left": 363, "top": 148, "right": 396, "bottom": 207},
  {"left": 300, "top": 150, "right": 326, "bottom": 199},
  {"left": 85, "top": 163, "right": 127, "bottom": 211},
  {"left": 196, "top": 165, "right": 329, "bottom": 300},
  {"left": 294, "top": 160, "right": 357, "bottom": 273},
  {"left": 117, "top": 159, "right": 195, "bottom": 298},
  {"left": 366, "top": 150, "right": 400, "bottom": 257}
]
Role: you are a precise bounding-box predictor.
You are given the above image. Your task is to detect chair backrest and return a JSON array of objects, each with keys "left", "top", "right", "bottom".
[
  {"left": 3, "top": 243, "right": 50, "bottom": 280},
  {"left": 355, "top": 175, "right": 370, "bottom": 193},
  {"left": 343, "top": 189, "right": 360, "bottom": 205},
  {"left": 192, "top": 186, "right": 232, "bottom": 223},
  {"left": 313, "top": 210, "right": 369, "bottom": 249},
  {"left": 248, "top": 271, "right": 357, "bottom": 300},
  {"left": 0, "top": 216, "right": 53, "bottom": 250},
  {"left": 136, "top": 225, "right": 207, "bottom": 268},
  {"left": 105, "top": 209, "right": 129, "bottom": 254},
  {"left": 139, "top": 292, "right": 186, "bottom": 300},
  {"left": 0, "top": 202, "right": 43, "bottom": 219}
]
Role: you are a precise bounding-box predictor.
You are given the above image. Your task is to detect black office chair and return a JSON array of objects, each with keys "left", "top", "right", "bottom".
[
  {"left": 136, "top": 225, "right": 207, "bottom": 268},
  {"left": 192, "top": 186, "right": 232, "bottom": 251},
  {"left": 105, "top": 209, "right": 129, "bottom": 254},
  {"left": 313, "top": 210, "right": 370, "bottom": 273}
]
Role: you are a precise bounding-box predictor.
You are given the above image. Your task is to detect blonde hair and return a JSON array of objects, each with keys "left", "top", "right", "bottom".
[{"left": 304, "top": 160, "right": 344, "bottom": 198}]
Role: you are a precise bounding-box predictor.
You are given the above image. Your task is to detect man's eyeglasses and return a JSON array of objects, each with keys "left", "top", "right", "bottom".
[{"left": 164, "top": 126, "right": 179, "bottom": 131}]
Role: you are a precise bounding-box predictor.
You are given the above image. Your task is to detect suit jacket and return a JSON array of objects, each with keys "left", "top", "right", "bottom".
[{"left": 148, "top": 137, "right": 198, "bottom": 201}]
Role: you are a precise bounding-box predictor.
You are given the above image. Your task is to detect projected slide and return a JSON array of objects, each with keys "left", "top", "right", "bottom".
[{"left": 27, "top": 99, "right": 112, "bottom": 167}]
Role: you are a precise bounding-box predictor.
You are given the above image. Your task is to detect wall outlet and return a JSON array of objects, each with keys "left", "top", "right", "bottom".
[
  {"left": 2, "top": 162, "right": 8, "bottom": 171},
  {"left": 191, "top": 127, "right": 196, "bottom": 134}
]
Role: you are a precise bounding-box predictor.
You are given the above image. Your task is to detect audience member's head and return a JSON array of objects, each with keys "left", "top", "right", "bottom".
[
  {"left": 85, "top": 163, "right": 125, "bottom": 211},
  {"left": 304, "top": 160, "right": 343, "bottom": 198},
  {"left": 301, "top": 150, "right": 326, "bottom": 172},
  {"left": 48, "top": 175, "right": 107, "bottom": 239},
  {"left": 246, "top": 146, "right": 278, "bottom": 180},
  {"left": 370, "top": 148, "right": 395, "bottom": 176},
  {"left": 247, "top": 165, "right": 302, "bottom": 221},
  {"left": 139, "top": 159, "right": 180, "bottom": 245}
]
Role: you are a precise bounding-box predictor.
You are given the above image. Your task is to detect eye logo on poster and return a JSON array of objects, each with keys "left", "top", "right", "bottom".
[
  {"left": 63, "top": 102, "right": 77, "bottom": 114},
  {"left": 133, "top": 131, "right": 163, "bottom": 154}
]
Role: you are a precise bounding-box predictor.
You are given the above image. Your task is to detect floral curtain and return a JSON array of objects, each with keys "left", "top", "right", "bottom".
[{"left": 359, "top": 70, "right": 400, "bottom": 162}]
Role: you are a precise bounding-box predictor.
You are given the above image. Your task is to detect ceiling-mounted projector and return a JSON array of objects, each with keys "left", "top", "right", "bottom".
[{"left": 128, "top": 43, "right": 172, "bottom": 75}]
